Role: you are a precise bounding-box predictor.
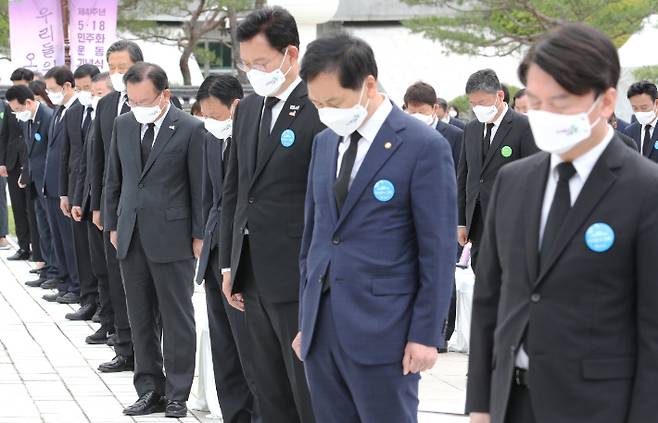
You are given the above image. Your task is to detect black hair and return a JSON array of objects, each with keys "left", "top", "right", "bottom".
[
  {"left": 237, "top": 6, "right": 299, "bottom": 51},
  {"left": 512, "top": 88, "right": 527, "bottom": 109},
  {"left": 403, "top": 81, "right": 437, "bottom": 107},
  {"left": 28, "top": 80, "right": 54, "bottom": 108},
  {"left": 519, "top": 23, "right": 619, "bottom": 96},
  {"left": 44, "top": 66, "right": 75, "bottom": 88},
  {"left": 465, "top": 69, "right": 501, "bottom": 95},
  {"left": 196, "top": 74, "right": 244, "bottom": 107},
  {"left": 191, "top": 102, "right": 202, "bottom": 116},
  {"left": 106, "top": 40, "right": 144, "bottom": 63},
  {"left": 437, "top": 98, "right": 448, "bottom": 111},
  {"left": 300, "top": 32, "right": 378, "bottom": 90},
  {"left": 10, "top": 68, "right": 35, "bottom": 83},
  {"left": 627, "top": 80, "right": 658, "bottom": 101},
  {"left": 123, "top": 62, "right": 168, "bottom": 92},
  {"left": 5, "top": 85, "right": 35, "bottom": 104},
  {"left": 74, "top": 64, "right": 100, "bottom": 80},
  {"left": 501, "top": 84, "right": 510, "bottom": 103}
]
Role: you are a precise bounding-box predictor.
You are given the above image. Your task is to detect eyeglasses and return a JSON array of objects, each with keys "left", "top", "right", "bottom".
[
  {"left": 127, "top": 93, "right": 162, "bottom": 108},
  {"left": 236, "top": 49, "right": 287, "bottom": 73}
]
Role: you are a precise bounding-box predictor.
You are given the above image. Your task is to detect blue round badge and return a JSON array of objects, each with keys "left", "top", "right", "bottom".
[
  {"left": 373, "top": 179, "right": 395, "bottom": 202},
  {"left": 654, "top": 140, "right": 658, "bottom": 150},
  {"left": 280, "top": 129, "right": 295, "bottom": 148},
  {"left": 34, "top": 133, "right": 42, "bottom": 142},
  {"left": 585, "top": 223, "right": 615, "bottom": 253}
]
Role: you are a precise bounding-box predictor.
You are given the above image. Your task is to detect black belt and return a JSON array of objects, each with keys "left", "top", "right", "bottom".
[{"left": 513, "top": 368, "right": 529, "bottom": 387}]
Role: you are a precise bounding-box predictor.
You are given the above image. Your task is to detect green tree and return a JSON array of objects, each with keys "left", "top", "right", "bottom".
[
  {"left": 634, "top": 65, "right": 658, "bottom": 83},
  {"left": 402, "top": 0, "right": 658, "bottom": 56},
  {"left": 0, "top": 0, "right": 9, "bottom": 60}
]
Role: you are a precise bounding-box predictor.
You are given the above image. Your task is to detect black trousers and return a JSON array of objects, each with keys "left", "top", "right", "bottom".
[
  {"left": 119, "top": 228, "right": 196, "bottom": 401},
  {"left": 239, "top": 237, "right": 315, "bottom": 423},
  {"left": 469, "top": 203, "right": 485, "bottom": 270},
  {"left": 72, "top": 218, "right": 97, "bottom": 306},
  {"left": 103, "top": 231, "right": 133, "bottom": 357},
  {"left": 505, "top": 384, "right": 536, "bottom": 423},
  {"left": 45, "top": 197, "right": 79, "bottom": 295},
  {"left": 87, "top": 219, "right": 113, "bottom": 327},
  {"left": 32, "top": 189, "right": 58, "bottom": 280},
  {"left": 7, "top": 166, "right": 31, "bottom": 253},
  {"left": 204, "top": 247, "right": 255, "bottom": 423}
]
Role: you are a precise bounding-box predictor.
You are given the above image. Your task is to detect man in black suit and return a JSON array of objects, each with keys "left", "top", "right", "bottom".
[
  {"left": 220, "top": 7, "right": 323, "bottom": 423},
  {"left": 196, "top": 75, "right": 259, "bottom": 423},
  {"left": 437, "top": 97, "right": 466, "bottom": 129},
  {"left": 404, "top": 81, "right": 464, "bottom": 173},
  {"left": 42, "top": 66, "right": 81, "bottom": 305},
  {"left": 71, "top": 72, "right": 116, "bottom": 343},
  {"left": 60, "top": 64, "right": 100, "bottom": 321},
  {"left": 1, "top": 68, "right": 35, "bottom": 262},
  {"left": 623, "top": 80, "right": 658, "bottom": 162},
  {"left": 512, "top": 89, "right": 528, "bottom": 115},
  {"left": 90, "top": 40, "right": 143, "bottom": 373},
  {"left": 467, "top": 24, "right": 658, "bottom": 423},
  {"left": 457, "top": 69, "right": 538, "bottom": 268},
  {"left": 5, "top": 85, "right": 58, "bottom": 286},
  {"left": 105, "top": 63, "right": 205, "bottom": 418}
]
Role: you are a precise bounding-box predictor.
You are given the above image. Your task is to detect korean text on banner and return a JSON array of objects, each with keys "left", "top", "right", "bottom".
[{"left": 69, "top": 0, "right": 118, "bottom": 69}]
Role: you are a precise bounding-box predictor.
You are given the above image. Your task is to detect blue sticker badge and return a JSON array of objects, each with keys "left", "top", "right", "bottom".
[
  {"left": 654, "top": 140, "right": 658, "bottom": 150},
  {"left": 585, "top": 223, "right": 615, "bottom": 252},
  {"left": 34, "top": 133, "right": 42, "bottom": 142},
  {"left": 373, "top": 179, "right": 395, "bottom": 202},
  {"left": 280, "top": 129, "right": 295, "bottom": 148}
]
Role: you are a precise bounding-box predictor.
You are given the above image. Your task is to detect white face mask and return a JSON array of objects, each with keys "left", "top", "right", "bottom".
[
  {"left": 48, "top": 90, "right": 65, "bottom": 106},
  {"left": 246, "top": 48, "right": 291, "bottom": 97},
  {"left": 14, "top": 109, "right": 32, "bottom": 122},
  {"left": 411, "top": 112, "right": 436, "bottom": 126},
  {"left": 635, "top": 109, "right": 657, "bottom": 125},
  {"left": 527, "top": 96, "right": 602, "bottom": 155},
  {"left": 449, "top": 110, "right": 458, "bottom": 118},
  {"left": 318, "top": 83, "right": 370, "bottom": 137},
  {"left": 472, "top": 98, "right": 500, "bottom": 123},
  {"left": 132, "top": 94, "right": 163, "bottom": 124},
  {"left": 110, "top": 73, "right": 126, "bottom": 93},
  {"left": 91, "top": 96, "right": 101, "bottom": 111},
  {"left": 77, "top": 90, "right": 93, "bottom": 107},
  {"left": 205, "top": 118, "right": 233, "bottom": 140}
]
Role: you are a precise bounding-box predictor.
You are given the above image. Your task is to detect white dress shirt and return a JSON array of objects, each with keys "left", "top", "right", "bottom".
[
  {"left": 516, "top": 125, "right": 615, "bottom": 369},
  {"left": 266, "top": 77, "right": 302, "bottom": 133},
  {"left": 484, "top": 104, "right": 508, "bottom": 142},
  {"left": 140, "top": 103, "right": 171, "bottom": 147},
  {"left": 336, "top": 95, "right": 393, "bottom": 188},
  {"left": 640, "top": 117, "right": 657, "bottom": 152}
]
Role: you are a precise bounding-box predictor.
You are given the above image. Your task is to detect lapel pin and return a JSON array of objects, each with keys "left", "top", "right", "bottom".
[
  {"left": 169, "top": 125, "right": 175, "bottom": 130},
  {"left": 384, "top": 142, "right": 392, "bottom": 150},
  {"left": 289, "top": 111, "right": 297, "bottom": 117},
  {"left": 290, "top": 104, "right": 300, "bottom": 111}
]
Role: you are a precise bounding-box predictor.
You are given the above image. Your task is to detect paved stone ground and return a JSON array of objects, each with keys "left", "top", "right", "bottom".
[{"left": 0, "top": 241, "right": 468, "bottom": 423}]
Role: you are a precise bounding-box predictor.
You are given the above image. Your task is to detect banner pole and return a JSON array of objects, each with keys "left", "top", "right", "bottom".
[{"left": 61, "top": 0, "right": 71, "bottom": 67}]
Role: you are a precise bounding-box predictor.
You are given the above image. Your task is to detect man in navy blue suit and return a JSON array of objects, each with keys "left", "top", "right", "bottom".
[
  {"left": 294, "top": 33, "right": 457, "bottom": 422},
  {"left": 623, "top": 80, "right": 658, "bottom": 162}
]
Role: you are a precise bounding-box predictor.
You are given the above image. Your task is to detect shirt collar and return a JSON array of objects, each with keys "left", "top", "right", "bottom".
[
  {"left": 63, "top": 94, "right": 77, "bottom": 110},
  {"left": 274, "top": 77, "right": 302, "bottom": 103},
  {"left": 647, "top": 117, "right": 658, "bottom": 129},
  {"left": 30, "top": 102, "right": 40, "bottom": 122},
  {"left": 353, "top": 94, "right": 393, "bottom": 143},
  {"left": 491, "top": 103, "right": 508, "bottom": 128},
  {"left": 549, "top": 124, "right": 615, "bottom": 183}
]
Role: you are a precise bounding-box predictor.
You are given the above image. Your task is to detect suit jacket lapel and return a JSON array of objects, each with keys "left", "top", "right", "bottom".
[
  {"left": 535, "top": 137, "right": 624, "bottom": 286},
  {"left": 482, "top": 110, "right": 512, "bottom": 172},
  {"left": 648, "top": 125, "right": 658, "bottom": 159},
  {"left": 523, "top": 154, "right": 550, "bottom": 283},
  {"left": 474, "top": 123, "right": 484, "bottom": 175},
  {"left": 327, "top": 133, "right": 340, "bottom": 224},
  {"left": 140, "top": 107, "right": 179, "bottom": 179}
]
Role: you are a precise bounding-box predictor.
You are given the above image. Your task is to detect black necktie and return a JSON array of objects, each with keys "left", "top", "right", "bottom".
[
  {"left": 482, "top": 122, "right": 494, "bottom": 159},
  {"left": 55, "top": 105, "right": 65, "bottom": 124},
  {"left": 222, "top": 138, "right": 231, "bottom": 178},
  {"left": 643, "top": 125, "right": 653, "bottom": 157},
  {"left": 334, "top": 131, "right": 362, "bottom": 212},
  {"left": 141, "top": 123, "right": 155, "bottom": 168},
  {"left": 82, "top": 106, "right": 93, "bottom": 142},
  {"left": 257, "top": 97, "right": 280, "bottom": 161},
  {"left": 540, "top": 162, "right": 576, "bottom": 268},
  {"left": 120, "top": 94, "right": 131, "bottom": 115}
]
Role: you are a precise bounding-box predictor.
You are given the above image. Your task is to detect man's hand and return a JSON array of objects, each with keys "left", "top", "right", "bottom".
[
  {"left": 110, "top": 230, "right": 118, "bottom": 250},
  {"left": 193, "top": 239, "right": 203, "bottom": 259},
  {"left": 60, "top": 196, "right": 71, "bottom": 217},
  {"left": 458, "top": 227, "right": 469, "bottom": 247},
  {"left": 402, "top": 341, "right": 439, "bottom": 375},
  {"left": 222, "top": 271, "right": 245, "bottom": 312},
  {"left": 71, "top": 206, "right": 82, "bottom": 222},
  {"left": 0, "top": 165, "right": 8, "bottom": 177},
  {"left": 292, "top": 331, "right": 303, "bottom": 361},
  {"left": 469, "top": 413, "right": 491, "bottom": 423},
  {"left": 92, "top": 210, "right": 103, "bottom": 231}
]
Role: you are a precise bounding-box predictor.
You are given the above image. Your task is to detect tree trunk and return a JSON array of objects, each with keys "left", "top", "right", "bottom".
[
  {"left": 179, "top": 46, "right": 193, "bottom": 86},
  {"left": 228, "top": 8, "right": 248, "bottom": 84}
]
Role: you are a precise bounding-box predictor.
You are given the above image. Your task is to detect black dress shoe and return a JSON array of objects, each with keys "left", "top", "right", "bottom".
[
  {"left": 40, "top": 278, "right": 62, "bottom": 290},
  {"left": 29, "top": 267, "right": 42, "bottom": 274},
  {"left": 43, "top": 292, "right": 61, "bottom": 302},
  {"left": 25, "top": 277, "right": 47, "bottom": 287},
  {"left": 123, "top": 391, "right": 166, "bottom": 416},
  {"left": 56, "top": 292, "right": 80, "bottom": 304},
  {"left": 7, "top": 249, "right": 30, "bottom": 261},
  {"left": 85, "top": 326, "right": 114, "bottom": 344},
  {"left": 98, "top": 355, "right": 134, "bottom": 373},
  {"left": 165, "top": 400, "right": 187, "bottom": 418},
  {"left": 91, "top": 309, "right": 101, "bottom": 323},
  {"left": 65, "top": 303, "right": 96, "bottom": 321}
]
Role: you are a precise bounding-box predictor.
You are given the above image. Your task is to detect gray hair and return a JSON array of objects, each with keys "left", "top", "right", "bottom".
[
  {"left": 465, "top": 68, "right": 501, "bottom": 95},
  {"left": 105, "top": 40, "right": 144, "bottom": 64},
  {"left": 92, "top": 71, "right": 112, "bottom": 88}
]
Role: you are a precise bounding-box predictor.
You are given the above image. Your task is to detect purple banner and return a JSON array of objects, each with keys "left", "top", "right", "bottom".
[
  {"left": 69, "top": 0, "right": 118, "bottom": 69},
  {"left": 9, "top": 0, "right": 66, "bottom": 75}
]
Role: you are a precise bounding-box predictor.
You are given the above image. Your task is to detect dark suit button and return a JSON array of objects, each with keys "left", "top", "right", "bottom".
[
  {"left": 479, "top": 179, "right": 484, "bottom": 184},
  {"left": 332, "top": 237, "right": 341, "bottom": 245},
  {"left": 530, "top": 293, "right": 541, "bottom": 303},
  {"left": 248, "top": 197, "right": 254, "bottom": 204}
]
